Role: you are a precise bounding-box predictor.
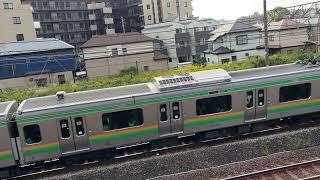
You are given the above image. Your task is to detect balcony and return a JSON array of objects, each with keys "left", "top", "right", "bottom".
[
  {"left": 104, "top": 18, "right": 114, "bottom": 24},
  {"left": 103, "top": 7, "right": 112, "bottom": 14},
  {"left": 88, "top": 3, "right": 106, "bottom": 10},
  {"left": 176, "top": 46, "right": 192, "bottom": 57},
  {"left": 175, "top": 32, "right": 190, "bottom": 41},
  {"left": 90, "top": 25, "right": 97, "bottom": 30},
  {"left": 89, "top": 14, "right": 96, "bottom": 20}
]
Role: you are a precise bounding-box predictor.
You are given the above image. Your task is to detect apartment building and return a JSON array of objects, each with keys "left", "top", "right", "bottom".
[
  {"left": 0, "top": 0, "right": 36, "bottom": 44},
  {"left": 143, "top": 0, "right": 193, "bottom": 25},
  {"left": 143, "top": 18, "right": 219, "bottom": 68},
  {"left": 80, "top": 32, "right": 169, "bottom": 79},
  {"left": 88, "top": 2, "right": 115, "bottom": 36},
  {"left": 21, "top": 0, "right": 114, "bottom": 46}
]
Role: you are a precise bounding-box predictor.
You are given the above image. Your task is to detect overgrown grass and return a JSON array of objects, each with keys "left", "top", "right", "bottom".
[{"left": 0, "top": 52, "right": 312, "bottom": 102}]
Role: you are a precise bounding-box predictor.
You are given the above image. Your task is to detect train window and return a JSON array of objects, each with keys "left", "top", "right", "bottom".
[
  {"left": 160, "top": 104, "right": 168, "bottom": 121},
  {"left": 196, "top": 95, "right": 232, "bottom": 115},
  {"left": 74, "top": 117, "right": 85, "bottom": 136},
  {"left": 23, "top": 124, "right": 41, "bottom": 144},
  {"left": 246, "top": 91, "right": 254, "bottom": 108},
  {"left": 258, "top": 90, "right": 265, "bottom": 107},
  {"left": 172, "top": 102, "right": 180, "bottom": 120},
  {"left": 60, "top": 119, "right": 70, "bottom": 138},
  {"left": 280, "top": 83, "right": 311, "bottom": 103},
  {"left": 102, "top": 109, "right": 143, "bottom": 131}
]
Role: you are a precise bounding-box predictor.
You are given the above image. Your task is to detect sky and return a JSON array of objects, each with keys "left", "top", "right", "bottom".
[{"left": 193, "top": 0, "right": 316, "bottom": 20}]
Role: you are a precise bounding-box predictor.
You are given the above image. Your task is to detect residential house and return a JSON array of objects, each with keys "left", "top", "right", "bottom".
[
  {"left": 256, "top": 19, "right": 312, "bottom": 54},
  {"left": 0, "top": 0, "right": 36, "bottom": 44},
  {"left": 204, "top": 20, "right": 264, "bottom": 64},
  {"left": 142, "top": 18, "right": 219, "bottom": 68},
  {"left": 80, "top": 32, "right": 169, "bottom": 80},
  {"left": 0, "top": 38, "right": 76, "bottom": 89}
]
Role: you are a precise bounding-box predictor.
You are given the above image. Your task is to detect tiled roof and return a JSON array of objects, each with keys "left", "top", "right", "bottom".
[
  {"left": 80, "top": 32, "right": 155, "bottom": 48},
  {"left": 255, "top": 19, "right": 308, "bottom": 31},
  {"left": 212, "top": 46, "right": 233, "bottom": 54},
  {"left": 0, "top": 38, "right": 74, "bottom": 56}
]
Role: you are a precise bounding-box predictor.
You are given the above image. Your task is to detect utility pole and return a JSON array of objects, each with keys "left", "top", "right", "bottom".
[
  {"left": 121, "top": 16, "right": 126, "bottom": 33},
  {"left": 263, "top": 0, "right": 270, "bottom": 66}
]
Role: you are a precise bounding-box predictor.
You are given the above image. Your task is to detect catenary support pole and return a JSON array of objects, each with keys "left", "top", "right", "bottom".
[{"left": 263, "top": 0, "right": 270, "bottom": 66}]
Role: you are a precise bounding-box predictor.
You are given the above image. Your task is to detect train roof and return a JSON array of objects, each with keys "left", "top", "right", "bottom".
[
  {"left": 17, "top": 63, "right": 320, "bottom": 114},
  {"left": 0, "top": 101, "right": 17, "bottom": 121}
]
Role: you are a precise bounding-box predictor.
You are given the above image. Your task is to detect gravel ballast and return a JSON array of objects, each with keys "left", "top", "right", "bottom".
[{"left": 44, "top": 126, "right": 320, "bottom": 180}]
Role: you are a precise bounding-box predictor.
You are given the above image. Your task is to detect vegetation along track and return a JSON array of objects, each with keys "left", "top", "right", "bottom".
[{"left": 9, "top": 117, "right": 320, "bottom": 180}]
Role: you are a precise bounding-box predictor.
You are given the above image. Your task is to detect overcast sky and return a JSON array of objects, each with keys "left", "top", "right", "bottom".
[{"left": 193, "top": 0, "right": 316, "bottom": 20}]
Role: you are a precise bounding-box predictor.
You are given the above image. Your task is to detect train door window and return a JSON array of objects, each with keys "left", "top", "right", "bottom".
[
  {"left": 257, "top": 90, "right": 265, "bottom": 107},
  {"left": 279, "top": 83, "right": 311, "bottom": 103},
  {"left": 172, "top": 102, "right": 180, "bottom": 120},
  {"left": 160, "top": 104, "right": 168, "bottom": 121},
  {"left": 196, "top": 95, "right": 232, "bottom": 115},
  {"left": 23, "top": 124, "right": 41, "bottom": 144},
  {"left": 74, "top": 117, "right": 85, "bottom": 136},
  {"left": 60, "top": 119, "right": 70, "bottom": 138},
  {"left": 246, "top": 91, "right": 254, "bottom": 108},
  {"left": 102, "top": 109, "right": 143, "bottom": 131}
]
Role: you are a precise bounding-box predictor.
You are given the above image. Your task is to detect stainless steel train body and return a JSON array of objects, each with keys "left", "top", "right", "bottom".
[{"left": 2, "top": 63, "right": 320, "bottom": 171}]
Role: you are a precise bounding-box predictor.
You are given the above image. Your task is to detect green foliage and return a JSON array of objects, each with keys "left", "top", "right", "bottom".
[
  {"left": 287, "top": 137, "right": 310, "bottom": 151},
  {"left": 0, "top": 53, "right": 311, "bottom": 102},
  {"left": 268, "top": 7, "right": 290, "bottom": 22},
  {"left": 261, "top": 145, "right": 272, "bottom": 156},
  {"left": 194, "top": 55, "right": 207, "bottom": 67}
]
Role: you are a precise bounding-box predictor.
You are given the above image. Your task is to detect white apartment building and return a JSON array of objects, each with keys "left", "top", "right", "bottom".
[
  {"left": 0, "top": 0, "right": 36, "bottom": 44},
  {"left": 143, "top": 18, "right": 219, "bottom": 68},
  {"left": 142, "top": 0, "right": 193, "bottom": 26}
]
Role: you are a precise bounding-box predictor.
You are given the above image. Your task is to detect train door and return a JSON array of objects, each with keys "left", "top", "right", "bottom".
[
  {"left": 158, "top": 101, "right": 183, "bottom": 137},
  {"left": 244, "top": 89, "right": 267, "bottom": 121},
  {"left": 57, "top": 116, "right": 90, "bottom": 154}
]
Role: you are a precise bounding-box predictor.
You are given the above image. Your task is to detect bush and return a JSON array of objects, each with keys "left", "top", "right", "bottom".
[{"left": 0, "top": 53, "right": 309, "bottom": 102}]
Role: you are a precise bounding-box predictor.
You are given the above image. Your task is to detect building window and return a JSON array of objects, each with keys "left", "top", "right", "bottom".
[
  {"left": 147, "top": 4, "right": 150, "bottom": 9},
  {"left": 24, "top": 125, "right": 41, "bottom": 144},
  {"left": 12, "top": 17, "right": 21, "bottom": 24},
  {"left": 144, "top": 66, "right": 149, "bottom": 71},
  {"left": 279, "top": 83, "right": 311, "bottom": 103},
  {"left": 58, "top": 74, "right": 66, "bottom": 84},
  {"left": 199, "top": 38, "right": 206, "bottom": 45},
  {"left": 36, "top": 78, "right": 47, "bottom": 87},
  {"left": 148, "top": 15, "right": 152, "bottom": 20},
  {"left": 269, "top": 35, "right": 275, "bottom": 41},
  {"left": 184, "top": 2, "right": 188, "bottom": 7},
  {"left": 16, "top": 34, "right": 24, "bottom": 41},
  {"left": 221, "top": 58, "right": 230, "bottom": 64},
  {"left": 232, "top": 56, "right": 237, "bottom": 62},
  {"left": 236, "top": 35, "right": 248, "bottom": 45},
  {"left": 3, "top": 2, "right": 13, "bottom": 9},
  {"left": 122, "top": 48, "right": 127, "bottom": 55},
  {"left": 176, "top": 28, "right": 183, "bottom": 33},
  {"left": 167, "top": 2, "right": 170, "bottom": 7},
  {"left": 60, "top": 119, "right": 70, "bottom": 138},
  {"left": 102, "top": 109, "right": 143, "bottom": 131},
  {"left": 196, "top": 95, "right": 232, "bottom": 115},
  {"left": 112, "top": 48, "right": 118, "bottom": 56}
]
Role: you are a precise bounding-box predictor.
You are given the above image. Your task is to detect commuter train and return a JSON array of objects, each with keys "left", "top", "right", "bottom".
[{"left": 0, "top": 63, "right": 320, "bottom": 178}]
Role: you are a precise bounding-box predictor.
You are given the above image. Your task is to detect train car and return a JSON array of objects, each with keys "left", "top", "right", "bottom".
[
  {"left": 0, "top": 101, "right": 19, "bottom": 177},
  {"left": 13, "top": 63, "right": 320, "bottom": 164}
]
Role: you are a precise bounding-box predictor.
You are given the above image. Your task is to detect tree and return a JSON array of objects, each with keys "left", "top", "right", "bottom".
[
  {"left": 268, "top": 7, "right": 290, "bottom": 22},
  {"left": 194, "top": 55, "right": 207, "bottom": 66}
]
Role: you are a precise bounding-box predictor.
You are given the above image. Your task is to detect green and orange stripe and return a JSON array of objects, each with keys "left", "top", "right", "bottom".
[
  {"left": 23, "top": 142, "right": 59, "bottom": 156},
  {"left": 184, "top": 111, "right": 244, "bottom": 127},
  {"left": 89, "top": 125, "right": 158, "bottom": 143},
  {"left": 0, "top": 150, "right": 13, "bottom": 160},
  {"left": 268, "top": 98, "right": 320, "bottom": 114}
]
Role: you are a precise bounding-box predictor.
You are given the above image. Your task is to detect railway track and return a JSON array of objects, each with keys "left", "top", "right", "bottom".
[
  {"left": 225, "top": 158, "right": 320, "bottom": 180},
  {"left": 8, "top": 119, "right": 320, "bottom": 179}
]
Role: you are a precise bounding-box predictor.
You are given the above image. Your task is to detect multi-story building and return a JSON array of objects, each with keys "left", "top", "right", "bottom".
[
  {"left": 0, "top": 0, "right": 36, "bottom": 44},
  {"left": 142, "top": 18, "right": 219, "bottom": 68},
  {"left": 204, "top": 20, "right": 264, "bottom": 64},
  {"left": 80, "top": 32, "right": 169, "bottom": 79},
  {"left": 0, "top": 38, "right": 76, "bottom": 89},
  {"left": 88, "top": 2, "right": 115, "bottom": 36},
  {"left": 21, "top": 0, "right": 113, "bottom": 47},
  {"left": 143, "top": 0, "right": 193, "bottom": 26}
]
